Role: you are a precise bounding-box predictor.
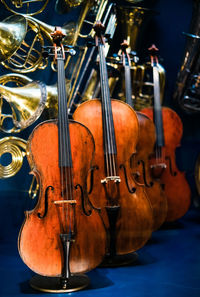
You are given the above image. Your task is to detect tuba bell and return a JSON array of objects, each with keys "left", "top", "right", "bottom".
[{"left": 173, "top": 0, "right": 200, "bottom": 114}]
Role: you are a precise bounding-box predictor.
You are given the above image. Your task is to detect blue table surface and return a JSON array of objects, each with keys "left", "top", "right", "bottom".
[{"left": 0, "top": 208, "right": 200, "bottom": 297}]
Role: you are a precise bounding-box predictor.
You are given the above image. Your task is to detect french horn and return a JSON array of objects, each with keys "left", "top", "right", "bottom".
[
  {"left": 0, "top": 73, "right": 70, "bottom": 133},
  {"left": 0, "top": 136, "right": 39, "bottom": 199},
  {"left": 0, "top": 136, "right": 27, "bottom": 178},
  {"left": 1, "top": 0, "right": 49, "bottom": 16},
  {"left": 0, "top": 14, "right": 76, "bottom": 73}
]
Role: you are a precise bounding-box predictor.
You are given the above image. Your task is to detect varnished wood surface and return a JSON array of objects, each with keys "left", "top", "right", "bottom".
[
  {"left": 74, "top": 100, "right": 154, "bottom": 255},
  {"left": 18, "top": 120, "right": 106, "bottom": 276},
  {"left": 133, "top": 112, "right": 168, "bottom": 230},
  {"left": 142, "top": 107, "right": 191, "bottom": 221}
]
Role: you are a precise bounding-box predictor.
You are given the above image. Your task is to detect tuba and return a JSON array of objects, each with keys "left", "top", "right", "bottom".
[
  {"left": 173, "top": 0, "right": 200, "bottom": 114},
  {"left": 1, "top": 0, "right": 49, "bottom": 16}
]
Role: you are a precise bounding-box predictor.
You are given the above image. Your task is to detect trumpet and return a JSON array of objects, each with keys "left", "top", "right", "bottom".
[{"left": 1, "top": 0, "right": 49, "bottom": 16}]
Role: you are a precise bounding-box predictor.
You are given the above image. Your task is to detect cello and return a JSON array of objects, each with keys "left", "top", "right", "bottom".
[
  {"left": 142, "top": 45, "right": 191, "bottom": 222},
  {"left": 18, "top": 28, "right": 106, "bottom": 287},
  {"left": 73, "top": 22, "right": 153, "bottom": 259},
  {"left": 121, "top": 40, "right": 168, "bottom": 230}
]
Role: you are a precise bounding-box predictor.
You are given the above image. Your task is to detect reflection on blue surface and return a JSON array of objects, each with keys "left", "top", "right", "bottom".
[{"left": 1, "top": 209, "right": 200, "bottom": 297}]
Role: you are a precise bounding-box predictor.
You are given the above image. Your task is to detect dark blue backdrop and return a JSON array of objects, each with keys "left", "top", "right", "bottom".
[{"left": 0, "top": 0, "right": 197, "bottom": 244}]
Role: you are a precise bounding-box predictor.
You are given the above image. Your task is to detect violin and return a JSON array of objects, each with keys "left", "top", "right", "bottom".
[
  {"left": 121, "top": 40, "right": 168, "bottom": 230},
  {"left": 142, "top": 45, "right": 191, "bottom": 222},
  {"left": 73, "top": 22, "right": 153, "bottom": 257},
  {"left": 18, "top": 28, "right": 106, "bottom": 278}
]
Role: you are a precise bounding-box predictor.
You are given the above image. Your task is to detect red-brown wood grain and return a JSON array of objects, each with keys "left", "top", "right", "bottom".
[
  {"left": 18, "top": 120, "right": 106, "bottom": 276},
  {"left": 133, "top": 112, "right": 168, "bottom": 230},
  {"left": 74, "top": 99, "right": 154, "bottom": 255},
  {"left": 141, "top": 107, "right": 191, "bottom": 221}
]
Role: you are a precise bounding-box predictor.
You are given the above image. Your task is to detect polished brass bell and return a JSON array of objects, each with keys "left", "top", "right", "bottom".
[
  {"left": 0, "top": 81, "right": 47, "bottom": 129},
  {"left": 0, "top": 14, "right": 27, "bottom": 62}
]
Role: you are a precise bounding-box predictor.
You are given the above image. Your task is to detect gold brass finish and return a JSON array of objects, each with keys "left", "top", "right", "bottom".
[
  {"left": 123, "top": 62, "right": 165, "bottom": 110},
  {"left": 0, "top": 136, "right": 39, "bottom": 198},
  {"left": 1, "top": 16, "right": 44, "bottom": 73},
  {"left": 0, "top": 136, "right": 26, "bottom": 178},
  {"left": 0, "top": 15, "right": 77, "bottom": 72},
  {"left": 24, "top": 15, "right": 77, "bottom": 46},
  {"left": 117, "top": 6, "right": 152, "bottom": 51},
  {"left": 0, "top": 73, "right": 70, "bottom": 132},
  {"left": 0, "top": 15, "right": 27, "bottom": 62},
  {"left": 1, "top": 0, "right": 49, "bottom": 16},
  {"left": 28, "top": 175, "right": 39, "bottom": 199},
  {"left": 0, "top": 81, "right": 47, "bottom": 130}
]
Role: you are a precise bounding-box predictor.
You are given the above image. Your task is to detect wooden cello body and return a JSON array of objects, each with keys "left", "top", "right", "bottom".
[
  {"left": 74, "top": 100, "right": 153, "bottom": 253},
  {"left": 18, "top": 29, "right": 106, "bottom": 277},
  {"left": 142, "top": 45, "right": 191, "bottom": 222},
  {"left": 142, "top": 107, "right": 191, "bottom": 221},
  {"left": 133, "top": 112, "right": 168, "bottom": 229},
  {"left": 74, "top": 23, "right": 153, "bottom": 256},
  {"left": 120, "top": 41, "right": 168, "bottom": 230}
]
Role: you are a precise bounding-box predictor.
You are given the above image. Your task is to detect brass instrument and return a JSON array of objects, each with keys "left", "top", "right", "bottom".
[
  {"left": 55, "top": 0, "right": 85, "bottom": 13},
  {"left": 121, "top": 60, "right": 165, "bottom": 110},
  {"left": 0, "top": 73, "right": 70, "bottom": 133},
  {"left": 0, "top": 136, "right": 39, "bottom": 198},
  {"left": 0, "top": 81, "right": 47, "bottom": 131},
  {"left": 67, "top": 0, "right": 117, "bottom": 110},
  {"left": 0, "top": 15, "right": 27, "bottom": 63},
  {"left": 1, "top": 0, "right": 49, "bottom": 16},
  {"left": 0, "top": 136, "right": 27, "bottom": 178},
  {"left": 173, "top": 0, "right": 200, "bottom": 113},
  {"left": 116, "top": 5, "right": 153, "bottom": 52},
  {"left": 79, "top": 5, "right": 163, "bottom": 110},
  {"left": 0, "top": 14, "right": 76, "bottom": 73}
]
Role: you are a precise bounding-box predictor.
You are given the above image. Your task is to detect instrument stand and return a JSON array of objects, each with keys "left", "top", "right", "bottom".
[
  {"left": 29, "top": 233, "right": 90, "bottom": 293},
  {"left": 100, "top": 206, "right": 138, "bottom": 267}
]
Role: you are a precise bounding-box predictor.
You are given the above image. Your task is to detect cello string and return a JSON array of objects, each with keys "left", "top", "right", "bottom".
[
  {"left": 101, "top": 43, "right": 117, "bottom": 177},
  {"left": 60, "top": 55, "right": 73, "bottom": 234},
  {"left": 57, "top": 52, "right": 65, "bottom": 232},
  {"left": 100, "top": 43, "right": 115, "bottom": 177},
  {"left": 99, "top": 42, "right": 111, "bottom": 177}
]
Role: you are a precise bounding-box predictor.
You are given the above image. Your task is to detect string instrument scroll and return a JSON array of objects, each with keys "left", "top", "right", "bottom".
[{"left": 18, "top": 27, "right": 106, "bottom": 291}]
